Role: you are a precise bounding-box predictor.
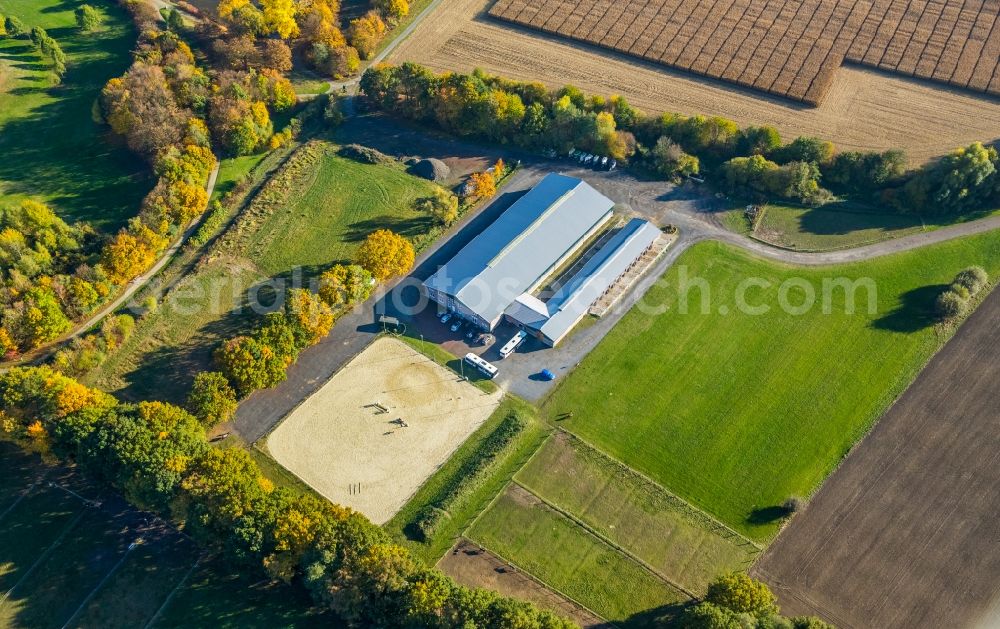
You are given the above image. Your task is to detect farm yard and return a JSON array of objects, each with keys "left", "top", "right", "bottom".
[
  {"left": 0, "top": 442, "right": 330, "bottom": 629},
  {"left": 265, "top": 337, "right": 503, "bottom": 524},
  {"left": 388, "top": 0, "right": 1000, "bottom": 163},
  {"left": 0, "top": 0, "right": 149, "bottom": 229},
  {"left": 753, "top": 281, "right": 1000, "bottom": 629},
  {"left": 542, "top": 231, "right": 1000, "bottom": 541},
  {"left": 489, "top": 0, "right": 1000, "bottom": 105}
]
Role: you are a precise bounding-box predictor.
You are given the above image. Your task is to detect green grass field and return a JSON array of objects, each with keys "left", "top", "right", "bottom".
[
  {"left": 544, "top": 232, "right": 1000, "bottom": 540},
  {"left": 0, "top": 442, "right": 331, "bottom": 629},
  {"left": 385, "top": 396, "right": 549, "bottom": 563},
  {"left": 468, "top": 486, "right": 687, "bottom": 626},
  {"left": 0, "top": 0, "right": 149, "bottom": 230},
  {"left": 728, "top": 200, "right": 1000, "bottom": 252},
  {"left": 515, "top": 432, "right": 757, "bottom": 595},
  {"left": 86, "top": 140, "right": 442, "bottom": 403}
]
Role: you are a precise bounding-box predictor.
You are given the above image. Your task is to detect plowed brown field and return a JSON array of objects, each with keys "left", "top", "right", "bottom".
[
  {"left": 388, "top": 0, "right": 1000, "bottom": 163},
  {"left": 489, "top": 0, "right": 1000, "bottom": 105}
]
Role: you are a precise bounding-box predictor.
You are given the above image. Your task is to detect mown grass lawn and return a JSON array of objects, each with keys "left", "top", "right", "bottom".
[
  {"left": 516, "top": 432, "right": 756, "bottom": 595},
  {"left": 755, "top": 202, "right": 926, "bottom": 251},
  {"left": 0, "top": 0, "right": 148, "bottom": 230},
  {"left": 544, "top": 232, "right": 1000, "bottom": 540},
  {"left": 468, "top": 486, "right": 687, "bottom": 627}
]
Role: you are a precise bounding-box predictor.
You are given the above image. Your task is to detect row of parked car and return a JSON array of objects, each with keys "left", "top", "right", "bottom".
[
  {"left": 439, "top": 312, "right": 485, "bottom": 344},
  {"left": 569, "top": 149, "right": 617, "bottom": 171}
]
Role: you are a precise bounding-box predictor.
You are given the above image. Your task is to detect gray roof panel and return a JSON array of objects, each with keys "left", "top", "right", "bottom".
[{"left": 424, "top": 173, "right": 614, "bottom": 324}]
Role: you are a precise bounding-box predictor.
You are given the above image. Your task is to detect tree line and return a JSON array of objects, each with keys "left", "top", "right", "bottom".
[
  {"left": 360, "top": 63, "right": 1000, "bottom": 214},
  {"left": 0, "top": 365, "right": 575, "bottom": 628},
  {"left": 207, "top": 0, "right": 409, "bottom": 81}
]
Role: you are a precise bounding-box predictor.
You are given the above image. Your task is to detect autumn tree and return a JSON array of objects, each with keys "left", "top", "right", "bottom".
[
  {"left": 260, "top": 0, "right": 298, "bottom": 38},
  {"left": 318, "top": 264, "right": 374, "bottom": 308},
  {"left": 101, "top": 220, "right": 168, "bottom": 285},
  {"left": 285, "top": 288, "right": 335, "bottom": 345},
  {"left": 652, "top": 137, "right": 700, "bottom": 178},
  {"left": 417, "top": 188, "right": 459, "bottom": 225},
  {"left": 186, "top": 371, "right": 238, "bottom": 427},
  {"left": 464, "top": 171, "right": 496, "bottom": 201},
  {"left": 348, "top": 11, "right": 385, "bottom": 59},
  {"left": 354, "top": 229, "right": 414, "bottom": 281},
  {"left": 376, "top": 0, "right": 409, "bottom": 21}
]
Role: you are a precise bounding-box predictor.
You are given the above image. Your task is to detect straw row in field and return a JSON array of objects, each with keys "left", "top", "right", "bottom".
[{"left": 489, "top": 0, "right": 1000, "bottom": 104}]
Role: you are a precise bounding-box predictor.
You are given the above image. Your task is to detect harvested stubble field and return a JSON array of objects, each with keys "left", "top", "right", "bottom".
[
  {"left": 489, "top": 0, "right": 1000, "bottom": 105},
  {"left": 266, "top": 337, "right": 503, "bottom": 524},
  {"left": 388, "top": 0, "right": 1000, "bottom": 162}
]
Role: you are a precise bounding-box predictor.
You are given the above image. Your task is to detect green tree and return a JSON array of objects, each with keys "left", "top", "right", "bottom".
[
  {"left": 5, "top": 16, "right": 27, "bottom": 38},
  {"left": 75, "top": 4, "right": 103, "bottom": 31},
  {"left": 651, "top": 136, "right": 699, "bottom": 178},
  {"left": 186, "top": 371, "right": 238, "bottom": 427},
  {"left": 318, "top": 264, "right": 374, "bottom": 308},
  {"left": 417, "top": 188, "right": 459, "bottom": 225},
  {"left": 706, "top": 572, "right": 778, "bottom": 617},
  {"left": 214, "top": 335, "right": 288, "bottom": 396}
]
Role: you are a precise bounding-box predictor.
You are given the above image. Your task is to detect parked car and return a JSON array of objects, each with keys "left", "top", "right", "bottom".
[
  {"left": 608, "top": 159, "right": 617, "bottom": 171},
  {"left": 450, "top": 319, "right": 463, "bottom": 333},
  {"left": 465, "top": 328, "right": 477, "bottom": 341},
  {"left": 540, "top": 369, "right": 556, "bottom": 381},
  {"left": 600, "top": 156, "right": 609, "bottom": 169},
  {"left": 579, "top": 153, "right": 591, "bottom": 164},
  {"left": 440, "top": 312, "right": 452, "bottom": 324},
  {"left": 584, "top": 154, "right": 595, "bottom": 165}
]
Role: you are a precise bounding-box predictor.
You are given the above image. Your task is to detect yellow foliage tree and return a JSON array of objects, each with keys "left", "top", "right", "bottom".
[
  {"left": 466, "top": 171, "right": 496, "bottom": 200},
  {"left": 354, "top": 229, "right": 414, "bottom": 281},
  {"left": 348, "top": 11, "right": 386, "bottom": 59},
  {"left": 261, "top": 0, "right": 299, "bottom": 38},
  {"left": 101, "top": 221, "right": 168, "bottom": 285},
  {"left": 287, "top": 289, "right": 335, "bottom": 345}
]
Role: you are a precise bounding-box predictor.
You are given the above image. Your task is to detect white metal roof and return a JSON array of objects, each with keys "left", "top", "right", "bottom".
[{"left": 424, "top": 173, "right": 614, "bottom": 326}]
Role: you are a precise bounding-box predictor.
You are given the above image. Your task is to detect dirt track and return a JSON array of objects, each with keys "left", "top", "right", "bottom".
[
  {"left": 438, "top": 539, "right": 611, "bottom": 628},
  {"left": 388, "top": 0, "right": 1000, "bottom": 163},
  {"left": 751, "top": 285, "right": 1000, "bottom": 628}
]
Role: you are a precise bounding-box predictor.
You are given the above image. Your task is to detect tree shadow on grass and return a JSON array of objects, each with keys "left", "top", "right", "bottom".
[
  {"left": 0, "top": 14, "right": 146, "bottom": 231},
  {"left": 872, "top": 284, "right": 944, "bottom": 333},
  {"left": 622, "top": 601, "right": 692, "bottom": 628},
  {"left": 747, "top": 506, "right": 789, "bottom": 525},
  {"left": 344, "top": 214, "right": 435, "bottom": 243}
]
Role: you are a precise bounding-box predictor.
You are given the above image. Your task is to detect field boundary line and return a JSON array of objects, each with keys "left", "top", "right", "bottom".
[
  {"left": 0, "top": 507, "right": 87, "bottom": 607},
  {"left": 0, "top": 468, "right": 49, "bottom": 524},
  {"left": 142, "top": 552, "right": 207, "bottom": 629},
  {"left": 60, "top": 536, "right": 142, "bottom": 629},
  {"left": 553, "top": 428, "right": 764, "bottom": 551},
  {"left": 460, "top": 533, "right": 617, "bottom": 628},
  {"left": 510, "top": 481, "right": 698, "bottom": 600}
]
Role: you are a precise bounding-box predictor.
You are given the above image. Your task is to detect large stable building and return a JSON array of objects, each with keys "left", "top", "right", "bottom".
[{"left": 424, "top": 173, "right": 662, "bottom": 346}]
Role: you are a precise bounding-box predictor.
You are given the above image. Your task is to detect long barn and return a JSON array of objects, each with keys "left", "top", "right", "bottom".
[{"left": 424, "top": 173, "right": 663, "bottom": 346}]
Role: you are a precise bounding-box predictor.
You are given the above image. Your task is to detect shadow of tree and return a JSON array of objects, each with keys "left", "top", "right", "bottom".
[
  {"left": 747, "top": 505, "right": 789, "bottom": 525},
  {"left": 872, "top": 284, "right": 944, "bottom": 333},
  {"left": 622, "top": 601, "right": 692, "bottom": 628},
  {"left": 0, "top": 8, "right": 148, "bottom": 231}
]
